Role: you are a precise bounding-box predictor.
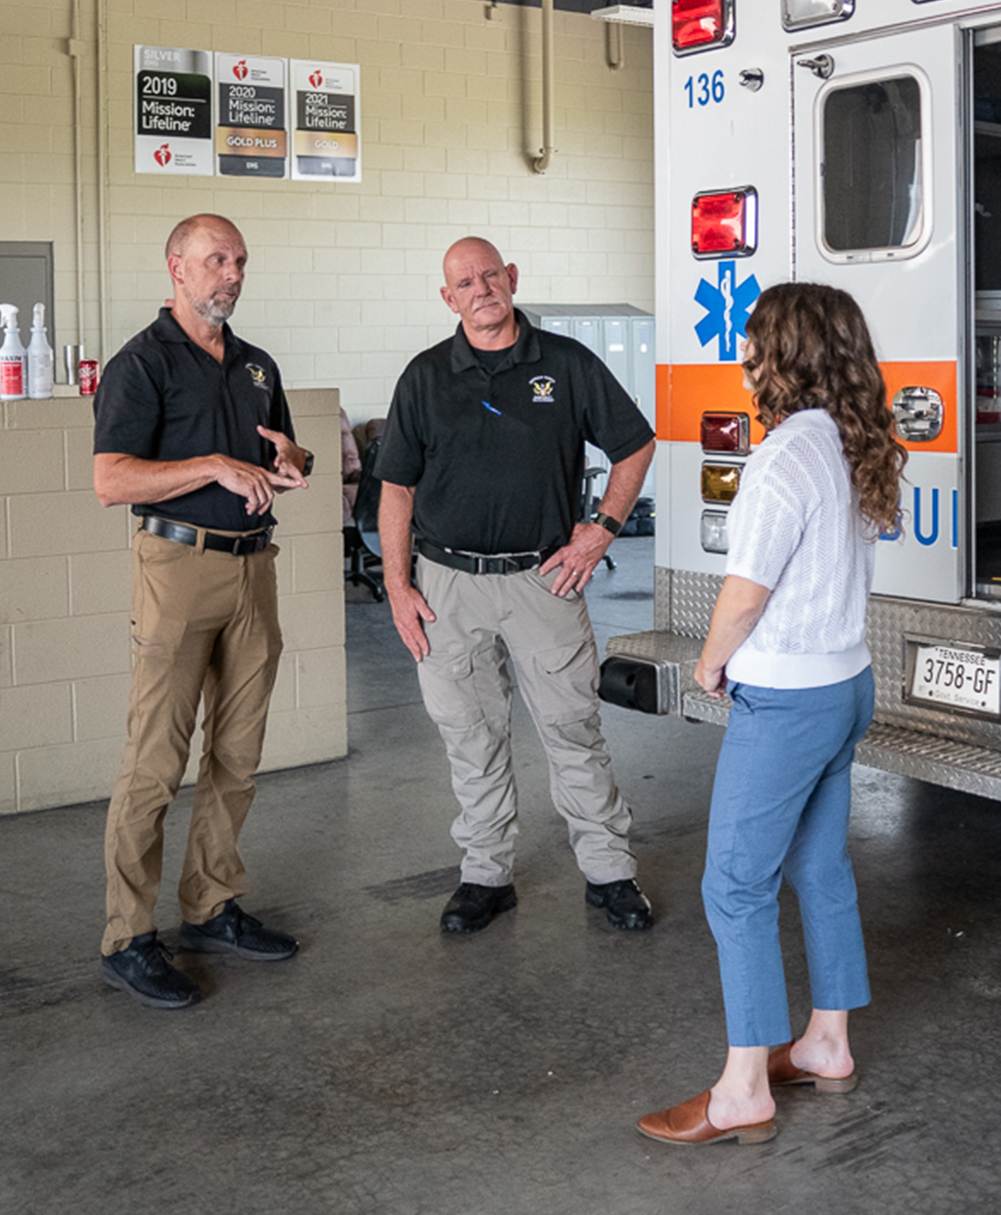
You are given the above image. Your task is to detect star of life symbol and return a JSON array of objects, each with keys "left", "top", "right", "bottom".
[{"left": 694, "top": 261, "right": 761, "bottom": 361}]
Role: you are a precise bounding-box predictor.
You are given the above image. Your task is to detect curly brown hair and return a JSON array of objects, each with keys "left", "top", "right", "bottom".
[{"left": 743, "top": 282, "right": 907, "bottom": 535}]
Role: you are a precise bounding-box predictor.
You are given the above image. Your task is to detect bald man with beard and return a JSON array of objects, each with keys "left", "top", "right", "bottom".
[
  {"left": 93, "top": 214, "right": 313, "bottom": 1008},
  {"left": 377, "top": 237, "right": 657, "bottom": 935}
]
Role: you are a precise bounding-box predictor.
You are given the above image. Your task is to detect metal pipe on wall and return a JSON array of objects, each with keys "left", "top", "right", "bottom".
[
  {"left": 532, "top": 0, "right": 556, "bottom": 174},
  {"left": 68, "top": 0, "right": 85, "bottom": 360},
  {"left": 606, "top": 21, "right": 624, "bottom": 70},
  {"left": 97, "top": 0, "right": 110, "bottom": 362}
]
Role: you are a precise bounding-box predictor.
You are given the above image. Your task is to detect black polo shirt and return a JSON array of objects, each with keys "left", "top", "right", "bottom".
[
  {"left": 92, "top": 307, "right": 294, "bottom": 532},
  {"left": 375, "top": 310, "right": 653, "bottom": 554}
]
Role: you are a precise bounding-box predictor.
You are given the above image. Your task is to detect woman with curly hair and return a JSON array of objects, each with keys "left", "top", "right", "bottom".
[{"left": 639, "top": 282, "right": 907, "bottom": 1147}]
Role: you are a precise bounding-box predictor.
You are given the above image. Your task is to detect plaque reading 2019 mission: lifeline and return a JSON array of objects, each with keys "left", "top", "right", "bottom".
[{"left": 134, "top": 45, "right": 213, "bottom": 176}]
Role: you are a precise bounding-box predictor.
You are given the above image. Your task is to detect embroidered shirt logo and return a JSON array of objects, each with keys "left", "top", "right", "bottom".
[
  {"left": 246, "top": 363, "right": 269, "bottom": 390},
  {"left": 530, "top": 376, "right": 556, "bottom": 403}
]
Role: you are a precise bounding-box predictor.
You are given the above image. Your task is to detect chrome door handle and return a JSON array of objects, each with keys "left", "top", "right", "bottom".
[{"left": 796, "top": 54, "right": 835, "bottom": 80}]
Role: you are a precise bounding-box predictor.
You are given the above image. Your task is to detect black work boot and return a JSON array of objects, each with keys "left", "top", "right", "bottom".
[
  {"left": 101, "top": 931, "right": 201, "bottom": 1009},
  {"left": 440, "top": 882, "right": 518, "bottom": 933},
  {"left": 585, "top": 878, "right": 654, "bottom": 930},
  {"left": 180, "top": 899, "right": 299, "bottom": 960}
]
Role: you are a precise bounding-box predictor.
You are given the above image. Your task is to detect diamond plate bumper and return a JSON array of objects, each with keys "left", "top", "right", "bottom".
[{"left": 612, "top": 566, "right": 1001, "bottom": 799}]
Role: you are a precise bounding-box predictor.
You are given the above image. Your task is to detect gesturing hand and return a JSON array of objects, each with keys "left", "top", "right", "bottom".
[
  {"left": 214, "top": 455, "right": 304, "bottom": 515},
  {"left": 257, "top": 425, "right": 310, "bottom": 487}
]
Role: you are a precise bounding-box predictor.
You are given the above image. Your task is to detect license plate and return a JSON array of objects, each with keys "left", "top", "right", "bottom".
[{"left": 910, "top": 644, "right": 1001, "bottom": 716}]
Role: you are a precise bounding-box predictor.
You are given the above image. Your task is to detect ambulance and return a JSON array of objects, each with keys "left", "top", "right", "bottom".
[{"left": 602, "top": 0, "right": 1001, "bottom": 799}]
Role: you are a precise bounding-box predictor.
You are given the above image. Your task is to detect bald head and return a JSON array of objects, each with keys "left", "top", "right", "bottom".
[
  {"left": 165, "top": 214, "right": 244, "bottom": 261},
  {"left": 443, "top": 237, "right": 505, "bottom": 282},
  {"left": 440, "top": 236, "right": 519, "bottom": 349}
]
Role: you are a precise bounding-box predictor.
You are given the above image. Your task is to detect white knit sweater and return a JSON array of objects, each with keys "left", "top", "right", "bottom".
[{"left": 724, "top": 408, "right": 874, "bottom": 689}]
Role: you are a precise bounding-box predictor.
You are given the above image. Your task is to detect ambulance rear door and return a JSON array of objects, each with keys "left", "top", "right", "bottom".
[{"left": 792, "top": 23, "right": 967, "bottom": 602}]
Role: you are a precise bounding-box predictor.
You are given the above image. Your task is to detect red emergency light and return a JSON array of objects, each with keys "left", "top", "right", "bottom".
[
  {"left": 691, "top": 188, "right": 758, "bottom": 258},
  {"left": 701, "top": 412, "right": 751, "bottom": 455},
  {"left": 673, "top": 0, "right": 735, "bottom": 54}
]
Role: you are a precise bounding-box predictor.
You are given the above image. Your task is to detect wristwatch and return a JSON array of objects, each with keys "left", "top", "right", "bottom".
[
  {"left": 593, "top": 512, "right": 623, "bottom": 537},
  {"left": 301, "top": 449, "right": 315, "bottom": 477}
]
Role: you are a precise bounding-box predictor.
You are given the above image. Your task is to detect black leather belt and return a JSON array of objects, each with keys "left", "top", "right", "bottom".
[
  {"left": 141, "top": 515, "right": 274, "bottom": 556},
  {"left": 416, "top": 538, "right": 559, "bottom": 576}
]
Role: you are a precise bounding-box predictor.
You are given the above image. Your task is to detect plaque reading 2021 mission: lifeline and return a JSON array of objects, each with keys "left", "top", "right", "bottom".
[{"left": 291, "top": 60, "right": 361, "bottom": 183}]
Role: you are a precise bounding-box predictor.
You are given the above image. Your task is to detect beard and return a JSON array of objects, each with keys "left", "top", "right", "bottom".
[{"left": 184, "top": 285, "right": 239, "bottom": 325}]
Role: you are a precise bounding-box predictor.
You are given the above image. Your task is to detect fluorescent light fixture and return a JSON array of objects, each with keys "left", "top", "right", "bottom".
[{"left": 591, "top": 5, "right": 655, "bottom": 27}]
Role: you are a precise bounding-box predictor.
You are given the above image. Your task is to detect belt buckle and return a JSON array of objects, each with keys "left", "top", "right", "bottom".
[{"left": 233, "top": 527, "right": 271, "bottom": 556}]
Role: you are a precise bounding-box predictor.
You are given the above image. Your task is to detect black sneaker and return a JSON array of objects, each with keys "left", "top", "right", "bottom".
[
  {"left": 179, "top": 899, "right": 298, "bottom": 961},
  {"left": 440, "top": 882, "right": 517, "bottom": 934},
  {"left": 585, "top": 878, "right": 654, "bottom": 930},
  {"left": 101, "top": 931, "right": 201, "bottom": 1009}
]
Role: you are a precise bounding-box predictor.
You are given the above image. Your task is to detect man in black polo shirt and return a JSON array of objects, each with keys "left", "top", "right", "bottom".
[
  {"left": 377, "top": 237, "right": 656, "bottom": 934},
  {"left": 93, "top": 214, "right": 313, "bottom": 1008}
]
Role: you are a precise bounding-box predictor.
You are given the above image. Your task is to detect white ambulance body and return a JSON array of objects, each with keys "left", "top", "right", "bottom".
[{"left": 605, "top": 0, "right": 1001, "bottom": 798}]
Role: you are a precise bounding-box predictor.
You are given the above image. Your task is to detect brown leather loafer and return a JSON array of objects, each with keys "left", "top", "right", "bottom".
[
  {"left": 637, "top": 1090, "right": 777, "bottom": 1146},
  {"left": 768, "top": 1041, "right": 858, "bottom": 1093}
]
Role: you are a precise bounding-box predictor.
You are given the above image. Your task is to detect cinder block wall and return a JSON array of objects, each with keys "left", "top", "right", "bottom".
[
  {"left": 0, "top": 0, "right": 654, "bottom": 422},
  {"left": 0, "top": 0, "right": 653, "bottom": 813},
  {"left": 0, "top": 387, "right": 344, "bottom": 815}
]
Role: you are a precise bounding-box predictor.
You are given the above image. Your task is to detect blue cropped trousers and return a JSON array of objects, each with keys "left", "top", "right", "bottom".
[{"left": 701, "top": 667, "right": 874, "bottom": 1047}]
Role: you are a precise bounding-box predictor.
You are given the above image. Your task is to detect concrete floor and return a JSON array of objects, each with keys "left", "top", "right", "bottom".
[{"left": 2, "top": 536, "right": 1000, "bottom": 1215}]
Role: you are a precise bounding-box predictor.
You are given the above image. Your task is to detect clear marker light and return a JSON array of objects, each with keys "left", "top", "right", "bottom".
[{"left": 701, "top": 510, "right": 729, "bottom": 554}]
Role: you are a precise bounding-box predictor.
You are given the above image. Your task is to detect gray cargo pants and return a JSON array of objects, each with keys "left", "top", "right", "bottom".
[{"left": 415, "top": 555, "right": 637, "bottom": 887}]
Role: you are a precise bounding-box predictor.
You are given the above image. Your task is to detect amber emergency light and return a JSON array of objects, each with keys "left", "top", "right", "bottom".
[
  {"left": 673, "top": 0, "right": 735, "bottom": 54},
  {"left": 692, "top": 188, "right": 758, "bottom": 258},
  {"left": 700, "top": 412, "right": 751, "bottom": 455},
  {"left": 701, "top": 463, "right": 741, "bottom": 504}
]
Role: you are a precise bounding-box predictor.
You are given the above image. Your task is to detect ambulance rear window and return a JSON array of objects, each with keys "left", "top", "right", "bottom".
[{"left": 821, "top": 74, "right": 926, "bottom": 259}]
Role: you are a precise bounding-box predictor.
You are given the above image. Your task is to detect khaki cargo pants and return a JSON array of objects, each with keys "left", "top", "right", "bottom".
[
  {"left": 102, "top": 528, "right": 282, "bottom": 956},
  {"left": 415, "top": 555, "right": 636, "bottom": 887}
]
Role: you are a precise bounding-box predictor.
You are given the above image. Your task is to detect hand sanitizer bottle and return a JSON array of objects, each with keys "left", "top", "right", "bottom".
[{"left": 27, "top": 303, "right": 54, "bottom": 399}]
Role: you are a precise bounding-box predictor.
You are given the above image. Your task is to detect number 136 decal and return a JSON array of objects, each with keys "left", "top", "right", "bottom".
[{"left": 684, "top": 71, "right": 725, "bottom": 108}]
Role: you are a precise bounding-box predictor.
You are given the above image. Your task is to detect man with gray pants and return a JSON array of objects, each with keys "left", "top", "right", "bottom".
[{"left": 377, "top": 237, "right": 656, "bottom": 934}]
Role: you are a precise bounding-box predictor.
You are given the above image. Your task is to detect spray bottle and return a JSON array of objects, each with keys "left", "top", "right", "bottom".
[
  {"left": 27, "top": 303, "right": 54, "bottom": 399},
  {"left": 0, "top": 304, "right": 27, "bottom": 401}
]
